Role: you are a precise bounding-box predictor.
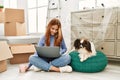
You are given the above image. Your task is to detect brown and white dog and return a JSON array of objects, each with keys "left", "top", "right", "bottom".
[{"left": 72, "top": 38, "right": 96, "bottom": 62}]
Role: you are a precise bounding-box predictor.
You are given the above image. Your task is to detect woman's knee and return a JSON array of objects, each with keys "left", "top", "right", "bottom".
[
  {"left": 63, "top": 54, "right": 71, "bottom": 60},
  {"left": 29, "top": 55, "right": 36, "bottom": 63},
  {"left": 62, "top": 54, "right": 71, "bottom": 64}
]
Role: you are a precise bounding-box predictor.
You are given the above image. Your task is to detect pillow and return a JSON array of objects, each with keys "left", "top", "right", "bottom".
[{"left": 69, "top": 51, "right": 108, "bottom": 73}]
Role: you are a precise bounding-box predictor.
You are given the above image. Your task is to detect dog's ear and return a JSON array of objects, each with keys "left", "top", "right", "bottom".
[
  {"left": 83, "top": 40, "right": 92, "bottom": 52},
  {"left": 74, "top": 39, "right": 80, "bottom": 49},
  {"left": 90, "top": 42, "right": 96, "bottom": 55}
]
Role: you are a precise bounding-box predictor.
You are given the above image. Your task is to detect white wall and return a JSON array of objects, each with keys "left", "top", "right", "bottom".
[{"left": 59, "top": 0, "right": 79, "bottom": 51}]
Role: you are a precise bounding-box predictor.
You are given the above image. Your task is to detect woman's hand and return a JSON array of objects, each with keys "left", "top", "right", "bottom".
[{"left": 58, "top": 28, "right": 62, "bottom": 37}]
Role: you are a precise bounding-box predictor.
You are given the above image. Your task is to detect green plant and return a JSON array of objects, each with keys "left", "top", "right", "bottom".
[{"left": 0, "top": 5, "right": 4, "bottom": 8}]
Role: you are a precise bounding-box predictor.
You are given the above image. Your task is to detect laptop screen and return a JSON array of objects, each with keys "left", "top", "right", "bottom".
[{"left": 35, "top": 46, "right": 60, "bottom": 58}]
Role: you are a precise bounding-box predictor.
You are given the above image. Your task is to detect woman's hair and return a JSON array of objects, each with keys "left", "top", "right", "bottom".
[{"left": 45, "top": 18, "right": 63, "bottom": 46}]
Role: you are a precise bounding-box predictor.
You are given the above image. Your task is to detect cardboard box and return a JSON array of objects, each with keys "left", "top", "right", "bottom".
[
  {"left": 0, "top": 41, "right": 13, "bottom": 72},
  {"left": 9, "top": 44, "right": 36, "bottom": 64},
  {"left": 4, "top": 8, "right": 24, "bottom": 22},
  {"left": 0, "top": 12, "right": 4, "bottom": 23},
  {"left": 0, "top": 60, "right": 7, "bottom": 72},
  {"left": 4, "top": 22, "right": 26, "bottom": 36}
]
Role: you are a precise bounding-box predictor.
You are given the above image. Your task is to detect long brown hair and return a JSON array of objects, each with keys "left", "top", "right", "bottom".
[{"left": 45, "top": 18, "right": 63, "bottom": 46}]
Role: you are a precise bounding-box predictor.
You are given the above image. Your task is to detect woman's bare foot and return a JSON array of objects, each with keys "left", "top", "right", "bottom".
[{"left": 19, "top": 64, "right": 28, "bottom": 73}]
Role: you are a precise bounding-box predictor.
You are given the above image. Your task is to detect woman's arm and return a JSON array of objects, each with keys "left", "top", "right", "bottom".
[
  {"left": 33, "top": 35, "right": 45, "bottom": 56},
  {"left": 38, "top": 35, "right": 45, "bottom": 46},
  {"left": 60, "top": 38, "right": 67, "bottom": 54}
]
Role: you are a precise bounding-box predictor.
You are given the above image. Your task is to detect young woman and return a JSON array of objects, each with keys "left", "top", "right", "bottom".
[{"left": 19, "top": 18, "right": 72, "bottom": 73}]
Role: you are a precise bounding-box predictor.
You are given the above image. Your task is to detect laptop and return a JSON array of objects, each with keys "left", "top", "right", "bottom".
[{"left": 35, "top": 46, "right": 60, "bottom": 58}]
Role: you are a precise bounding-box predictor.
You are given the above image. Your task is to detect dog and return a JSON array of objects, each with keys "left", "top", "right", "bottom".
[{"left": 72, "top": 38, "right": 96, "bottom": 62}]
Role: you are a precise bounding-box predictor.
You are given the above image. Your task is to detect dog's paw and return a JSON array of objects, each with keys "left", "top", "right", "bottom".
[{"left": 80, "top": 59, "right": 84, "bottom": 62}]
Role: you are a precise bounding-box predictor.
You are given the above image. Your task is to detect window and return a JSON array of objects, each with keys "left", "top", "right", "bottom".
[
  {"left": 28, "top": 9, "right": 37, "bottom": 33},
  {"left": 0, "top": 0, "right": 4, "bottom": 6},
  {"left": 3, "top": 0, "right": 17, "bottom": 8},
  {"left": 27, "top": 0, "right": 48, "bottom": 34},
  {"left": 38, "top": 7, "right": 47, "bottom": 33},
  {"left": 28, "top": 0, "right": 37, "bottom": 8}
]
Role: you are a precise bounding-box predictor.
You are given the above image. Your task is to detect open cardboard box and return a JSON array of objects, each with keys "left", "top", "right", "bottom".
[
  {"left": 0, "top": 41, "right": 13, "bottom": 72},
  {"left": 9, "top": 44, "right": 36, "bottom": 64}
]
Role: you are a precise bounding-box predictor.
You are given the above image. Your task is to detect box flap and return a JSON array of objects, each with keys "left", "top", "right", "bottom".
[
  {"left": 10, "top": 44, "right": 36, "bottom": 54},
  {"left": 0, "top": 41, "right": 13, "bottom": 61}
]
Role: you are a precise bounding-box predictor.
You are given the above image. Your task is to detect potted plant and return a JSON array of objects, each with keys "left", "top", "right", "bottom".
[{"left": 0, "top": 5, "right": 4, "bottom": 12}]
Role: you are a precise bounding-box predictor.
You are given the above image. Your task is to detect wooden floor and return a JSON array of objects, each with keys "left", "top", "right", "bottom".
[{"left": 0, "top": 61, "right": 120, "bottom": 80}]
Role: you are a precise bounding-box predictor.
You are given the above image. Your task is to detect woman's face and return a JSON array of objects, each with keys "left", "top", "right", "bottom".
[{"left": 50, "top": 25, "right": 59, "bottom": 35}]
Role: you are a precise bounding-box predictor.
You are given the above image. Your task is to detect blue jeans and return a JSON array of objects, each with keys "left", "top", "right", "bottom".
[{"left": 29, "top": 54, "right": 71, "bottom": 71}]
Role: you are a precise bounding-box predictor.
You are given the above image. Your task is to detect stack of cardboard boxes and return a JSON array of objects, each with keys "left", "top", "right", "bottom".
[
  {"left": 0, "top": 8, "right": 36, "bottom": 71},
  {"left": 4, "top": 8, "right": 26, "bottom": 36},
  {"left": 3, "top": 8, "right": 36, "bottom": 64}
]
